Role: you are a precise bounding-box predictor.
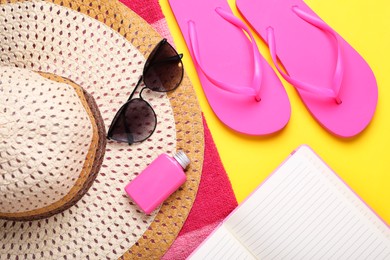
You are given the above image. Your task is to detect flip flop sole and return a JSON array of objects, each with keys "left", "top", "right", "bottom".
[
  {"left": 169, "top": 0, "right": 290, "bottom": 135},
  {"left": 237, "top": 0, "right": 378, "bottom": 137}
]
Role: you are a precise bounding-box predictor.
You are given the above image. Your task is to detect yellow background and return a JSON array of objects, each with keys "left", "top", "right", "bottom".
[{"left": 160, "top": 0, "right": 390, "bottom": 225}]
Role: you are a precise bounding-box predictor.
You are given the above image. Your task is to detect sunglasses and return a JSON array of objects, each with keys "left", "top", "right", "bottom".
[{"left": 107, "top": 39, "right": 184, "bottom": 144}]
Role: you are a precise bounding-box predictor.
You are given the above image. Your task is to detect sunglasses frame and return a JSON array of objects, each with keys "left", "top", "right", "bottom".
[{"left": 107, "top": 39, "right": 184, "bottom": 145}]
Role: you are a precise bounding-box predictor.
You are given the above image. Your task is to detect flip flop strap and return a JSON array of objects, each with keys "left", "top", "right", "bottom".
[
  {"left": 188, "top": 7, "right": 262, "bottom": 101},
  {"left": 267, "top": 6, "right": 344, "bottom": 104}
]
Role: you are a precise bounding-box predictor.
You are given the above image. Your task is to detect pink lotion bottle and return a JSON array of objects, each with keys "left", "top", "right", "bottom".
[{"left": 125, "top": 151, "right": 190, "bottom": 214}]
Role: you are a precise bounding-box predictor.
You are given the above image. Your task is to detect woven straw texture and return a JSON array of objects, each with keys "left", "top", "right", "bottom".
[
  {"left": 0, "top": 0, "right": 204, "bottom": 259},
  {"left": 0, "top": 68, "right": 106, "bottom": 221}
]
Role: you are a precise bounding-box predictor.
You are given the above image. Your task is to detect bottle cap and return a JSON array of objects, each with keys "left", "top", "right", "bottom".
[{"left": 173, "top": 150, "right": 190, "bottom": 170}]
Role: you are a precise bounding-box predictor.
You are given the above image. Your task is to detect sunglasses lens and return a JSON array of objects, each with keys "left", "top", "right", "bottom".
[
  {"left": 108, "top": 99, "right": 157, "bottom": 144},
  {"left": 143, "top": 40, "right": 183, "bottom": 92}
]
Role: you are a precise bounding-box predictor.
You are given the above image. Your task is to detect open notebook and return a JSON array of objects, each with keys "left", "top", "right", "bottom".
[{"left": 190, "top": 145, "right": 390, "bottom": 259}]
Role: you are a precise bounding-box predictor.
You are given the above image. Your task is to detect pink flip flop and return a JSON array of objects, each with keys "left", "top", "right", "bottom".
[
  {"left": 236, "top": 0, "right": 378, "bottom": 137},
  {"left": 169, "top": 0, "right": 290, "bottom": 135}
]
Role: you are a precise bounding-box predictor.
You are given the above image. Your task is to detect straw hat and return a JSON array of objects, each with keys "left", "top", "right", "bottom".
[{"left": 0, "top": 0, "right": 204, "bottom": 259}]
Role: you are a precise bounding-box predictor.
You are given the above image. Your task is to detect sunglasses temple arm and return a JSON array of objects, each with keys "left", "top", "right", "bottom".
[
  {"left": 166, "top": 53, "right": 183, "bottom": 62},
  {"left": 148, "top": 54, "right": 183, "bottom": 68},
  {"left": 127, "top": 76, "right": 143, "bottom": 102}
]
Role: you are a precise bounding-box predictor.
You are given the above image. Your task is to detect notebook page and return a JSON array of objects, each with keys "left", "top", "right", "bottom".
[
  {"left": 225, "top": 145, "right": 390, "bottom": 259},
  {"left": 189, "top": 223, "right": 255, "bottom": 260}
]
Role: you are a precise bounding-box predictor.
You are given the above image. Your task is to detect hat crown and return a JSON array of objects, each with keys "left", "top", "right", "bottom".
[{"left": 0, "top": 67, "right": 99, "bottom": 220}]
